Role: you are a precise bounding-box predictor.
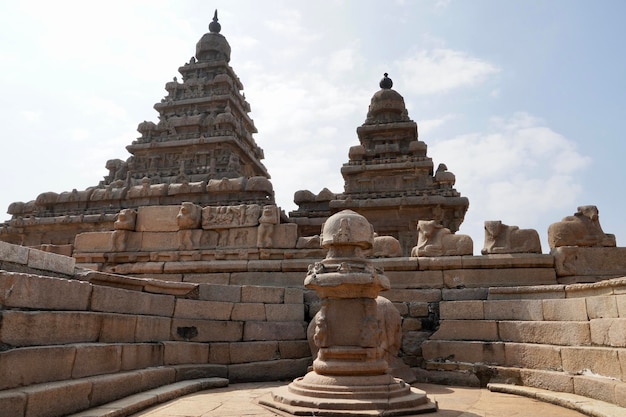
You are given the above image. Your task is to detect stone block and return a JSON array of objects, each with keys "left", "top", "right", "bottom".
[
  {"left": 408, "top": 301, "right": 430, "bottom": 317},
  {"left": 135, "top": 316, "right": 171, "bottom": 342},
  {"left": 174, "top": 299, "right": 233, "bottom": 320},
  {"left": 542, "top": 298, "right": 588, "bottom": 321},
  {"left": 208, "top": 343, "right": 230, "bottom": 364},
  {"left": 498, "top": 321, "right": 590, "bottom": 345},
  {"left": 0, "top": 390, "right": 26, "bottom": 417},
  {"left": 590, "top": 318, "right": 626, "bottom": 347},
  {"left": 165, "top": 260, "right": 248, "bottom": 273},
  {"left": 461, "top": 253, "right": 554, "bottom": 269},
  {"left": 284, "top": 287, "right": 304, "bottom": 304},
  {"left": 385, "top": 270, "right": 443, "bottom": 289},
  {"left": 121, "top": 343, "right": 164, "bottom": 370},
  {"left": 503, "top": 342, "right": 562, "bottom": 370},
  {"left": 136, "top": 205, "right": 181, "bottom": 232},
  {"left": 163, "top": 341, "right": 209, "bottom": 365},
  {"left": 442, "top": 287, "right": 488, "bottom": 301},
  {"left": 138, "top": 367, "right": 176, "bottom": 390},
  {"left": 439, "top": 300, "right": 484, "bottom": 320},
  {"left": 418, "top": 256, "right": 463, "bottom": 270},
  {"left": 0, "top": 241, "right": 29, "bottom": 264},
  {"left": 185, "top": 273, "right": 231, "bottom": 285},
  {"left": 198, "top": 283, "right": 241, "bottom": 302},
  {"left": 281, "top": 259, "right": 313, "bottom": 272},
  {"left": 519, "top": 369, "right": 574, "bottom": 393},
  {"left": 393, "top": 302, "right": 408, "bottom": 316},
  {"left": 279, "top": 340, "right": 312, "bottom": 359},
  {"left": 91, "top": 285, "right": 175, "bottom": 317},
  {"left": 174, "top": 364, "right": 228, "bottom": 381},
  {"left": 265, "top": 304, "right": 305, "bottom": 321},
  {"left": 586, "top": 295, "right": 619, "bottom": 319},
  {"left": 401, "top": 331, "right": 431, "bottom": 357},
  {"left": 74, "top": 231, "right": 113, "bottom": 252},
  {"left": 247, "top": 259, "right": 282, "bottom": 271},
  {"left": 382, "top": 288, "right": 441, "bottom": 303},
  {"left": 241, "top": 285, "right": 284, "bottom": 303},
  {"left": 27, "top": 248, "right": 76, "bottom": 275},
  {"left": 100, "top": 313, "right": 137, "bottom": 343},
  {"left": 573, "top": 375, "right": 618, "bottom": 404},
  {"left": 171, "top": 319, "right": 243, "bottom": 342},
  {"left": 231, "top": 271, "right": 304, "bottom": 287},
  {"left": 22, "top": 379, "right": 92, "bottom": 417},
  {"left": 0, "top": 311, "right": 101, "bottom": 346},
  {"left": 443, "top": 268, "right": 556, "bottom": 288},
  {"left": 228, "top": 358, "right": 310, "bottom": 382},
  {"left": 553, "top": 246, "right": 626, "bottom": 277},
  {"left": 561, "top": 346, "right": 621, "bottom": 379},
  {"left": 72, "top": 343, "right": 122, "bottom": 378},
  {"left": 421, "top": 340, "right": 505, "bottom": 364},
  {"left": 618, "top": 294, "right": 626, "bottom": 317},
  {"left": 88, "top": 371, "right": 143, "bottom": 407},
  {"left": 616, "top": 383, "right": 626, "bottom": 408},
  {"left": 229, "top": 341, "right": 279, "bottom": 363},
  {"left": 0, "top": 346, "right": 75, "bottom": 390},
  {"left": 565, "top": 282, "right": 614, "bottom": 298},
  {"left": 0, "top": 272, "right": 91, "bottom": 310},
  {"left": 483, "top": 299, "right": 543, "bottom": 321},
  {"left": 488, "top": 285, "right": 565, "bottom": 300},
  {"left": 141, "top": 232, "right": 179, "bottom": 251},
  {"left": 243, "top": 321, "right": 307, "bottom": 341},
  {"left": 402, "top": 317, "right": 422, "bottom": 331},
  {"left": 270, "top": 223, "right": 298, "bottom": 248},
  {"left": 231, "top": 303, "right": 266, "bottom": 321},
  {"left": 430, "top": 320, "right": 498, "bottom": 341},
  {"left": 371, "top": 257, "right": 418, "bottom": 271}
]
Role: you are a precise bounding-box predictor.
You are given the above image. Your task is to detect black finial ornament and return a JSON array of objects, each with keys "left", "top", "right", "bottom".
[
  {"left": 209, "top": 10, "right": 221, "bottom": 33},
  {"left": 379, "top": 73, "right": 393, "bottom": 89}
]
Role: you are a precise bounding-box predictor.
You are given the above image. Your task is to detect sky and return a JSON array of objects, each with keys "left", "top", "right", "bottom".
[{"left": 1, "top": 0, "right": 625, "bottom": 254}]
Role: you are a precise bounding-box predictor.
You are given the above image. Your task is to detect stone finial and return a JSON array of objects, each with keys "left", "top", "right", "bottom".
[
  {"left": 209, "top": 10, "right": 221, "bottom": 33},
  {"left": 379, "top": 73, "right": 393, "bottom": 89},
  {"left": 320, "top": 210, "right": 374, "bottom": 252}
]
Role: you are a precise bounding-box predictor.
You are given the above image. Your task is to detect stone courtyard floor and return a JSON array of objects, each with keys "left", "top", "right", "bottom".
[{"left": 130, "top": 381, "right": 590, "bottom": 417}]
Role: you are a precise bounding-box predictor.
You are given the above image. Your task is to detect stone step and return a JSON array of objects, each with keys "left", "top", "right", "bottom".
[{"left": 0, "top": 366, "right": 228, "bottom": 417}]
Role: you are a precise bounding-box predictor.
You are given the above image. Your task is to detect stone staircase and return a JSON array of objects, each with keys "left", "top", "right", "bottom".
[{"left": 421, "top": 278, "right": 626, "bottom": 408}]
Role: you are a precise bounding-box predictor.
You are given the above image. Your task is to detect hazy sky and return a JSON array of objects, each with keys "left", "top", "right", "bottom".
[{"left": 1, "top": 0, "right": 624, "bottom": 253}]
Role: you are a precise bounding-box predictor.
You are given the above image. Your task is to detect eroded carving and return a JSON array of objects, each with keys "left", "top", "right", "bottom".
[
  {"left": 548, "top": 205, "right": 616, "bottom": 249},
  {"left": 257, "top": 205, "right": 279, "bottom": 248},
  {"left": 411, "top": 220, "right": 473, "bottom": 257},
  {"left": 369, "top": 234, "right": 402, "bottom": 258},
  {"left": 482, "top": 220, "right": 541, "bottom": 255}
]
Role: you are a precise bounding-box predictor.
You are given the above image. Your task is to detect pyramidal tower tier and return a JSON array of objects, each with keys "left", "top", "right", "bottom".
[{"left": 0, "top": 12, "right": 275, "bottom": 246}]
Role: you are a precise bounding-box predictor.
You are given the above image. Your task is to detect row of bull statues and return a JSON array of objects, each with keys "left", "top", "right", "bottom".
[{"left": 107, "top": 203, "right": 615, "bottom": 256}]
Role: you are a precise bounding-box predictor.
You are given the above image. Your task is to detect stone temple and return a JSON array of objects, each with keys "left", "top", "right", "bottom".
[{"left": 1, "top": 12, "right": 625, "bottom": 417}]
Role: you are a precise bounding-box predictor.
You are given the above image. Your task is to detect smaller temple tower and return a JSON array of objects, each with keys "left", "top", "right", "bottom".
[{"left": 291, "top": 74, "right": 469, "bottom": 255}]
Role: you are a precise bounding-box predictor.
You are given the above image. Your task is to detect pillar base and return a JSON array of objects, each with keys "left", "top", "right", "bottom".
[{"left": 259, "top": 372, "right": 438, "bottom": 416}]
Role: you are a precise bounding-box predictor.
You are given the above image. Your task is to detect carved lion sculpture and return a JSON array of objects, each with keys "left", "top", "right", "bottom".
[
  {"left": 176, "top": 202, "right": 202, "bottom": 230},
  {"left": 113, "top": 209, "right": 137, "bottom": 231},
  {"left": 482, "top": 220, "right": 542, "bottom": 255},
  {"left": 257, "top": 205, "right": 279, "bottom": 248},
  {"left": 547, "top": 205, "right": 616, "bottom": 249},
  {"left": 411, "top": 220, "right": 473, "bottom": 257},
  {"left": 368, "top": 234, "right": 403, "bottom": 258}
]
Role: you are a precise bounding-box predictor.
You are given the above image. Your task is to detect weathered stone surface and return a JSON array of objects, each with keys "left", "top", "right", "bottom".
[
  {"left": 22, "top": 379, "right": 92, "bottom": 417},
  {"left": 171, "top": 318, "right": 243, "bottom": 342},
  {"left": 27, "top": 248, "right": 76, "bottom": 275},
  {"left": 504, "top": 342, "right": 562, "bottom": 370},
  {"left": 74, "top": 231, "right": 114, "bottom": 252},
  {"left": 0, "top": 240, "right": 29, "bottom": 264},
  {"left": 431, "top": 320, "right": 498, "bottom": 341},
  {"left": 561, "top": 346, "right": 621, "bottom": 379},
  {"left": 408, "top": 301, "right": 430, "bottom": 317},
  {"left": 586, "top": 295, "right": 619, "bottom": 319},
  {"left": 198, "top": 283, "right": 241, "bottom": 302},
  {"left": 0, "top": 390, "right": 26, "bottom": 417},
  {"left": 498, "top": 321, "right": 591, "bottom": 345},
  {"left": 135, "top": 206, "right": 181, "bottom": 232},
  {"left": 284, "top": 287, "right": 303, "bottom": 304},
  {"left": 572, "top": 375, "right": 618, "bottom": 404},
  {"left": 231, "top": 303, "right": 266, "bottom": 321},
  {"left": 265, "top": 304, "right": 304, "bottom": 321},
  {"left": 135, "top": 316, "right": 171, "bottom": 342},
  {"left": 231, "top": 271, "right": 304, "bottom": 287},
  {"left": 138, "top": 366, "right": 176, "bottom": 391},
  {"left": 386, "top": 270, "right": 444, "bottom": 289},
  {"left": 442, "top": 287, "right": 489, "bottom": 301},
  {"left": 439, "top": 300, "right": 484, "bottom": 320},
  {"left": 483, "top": 299, "right": 544, "bottom": 321},
  {"left": 0, "top": 311, "right": 101, "bottom": 346},
  {"left": 553, "top": 246, "right": 626, "bottom": 278},
  {"left": 185, "top": 272, "right": 231, "bottom": 285},
  {"left": 443, "top": 268, "right": 556, "bottom": 288},
  {"left": 422, "top": 340, "right": 505, "bottom": 364},
  {"left": 208, "top": 343, "right": 230, "bottom": 364},
  {"left": 382, "top": 288, "right": 441, "bottom": 302},
  {"left": 462, "top": 253, "right": 555, "bottom": 269},
  {"left": 488, "top": 285, "right": 565, "bottom": 300},
  {"left": 88, "top": 371, "right": 143, "bottom": 407},
  {"left": 519, "top": 369, "right": 574, "bottom": 393},
  {"left": 0, "top": 272, "right": 91, "bottom": 310},
  {"left": 229, "top": 341, "right": 279, "bottom": 363},
  {"left": 163, "top": 341, "right": 209, "bottom": 364},
  {"left": 243, "top": 321, "right": 307, "bottom": 341},
  {"left": 0, "top": 345, "right": 75, "bottom": 390},
  {"left": 241, "top": 285, "right": 284, "bottom": 303},
  {"left": 228, "top": 358, "right": 310, "bottom": 382},
  {"left": 590, "top": 318, "right": 626, "bottom": 347},
  {"left": 91, "top": 285, "right": 175, "bottom": 317},
  {"left": 618, "top": 294, "right": 626, "bottom": 317},
  {"left": 72, "top": 343, "right": 122, "bottom": 378},
  {"left": 141, "top": 232, "right": 179, "bottom": 251},
  {"left": 174, "top": 299, "right": 234, "bottom": 320},
  {"left": 542, "top": 298, "right": 588, "bottom": 321},
  {"left": 121, "top": 343, "right": 163, "bottom": 370},
  {"left": 99, "top": 313, "right": 137, "bottom": 342},
  {"left": 279, "top": 340, "right": 312, "bottom": 359}
]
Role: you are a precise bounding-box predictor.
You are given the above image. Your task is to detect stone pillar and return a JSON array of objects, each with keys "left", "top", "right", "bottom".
[{"left": 261, "top": 210, "right": 437, "bottom": 416}]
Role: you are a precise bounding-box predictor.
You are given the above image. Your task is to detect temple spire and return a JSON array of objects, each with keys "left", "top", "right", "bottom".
[
  {"left": 379, "top": 73, "right": 393, "bottom": 89},
  {"left": 209, "top": 9, "right": 221, "bottom": 33}
]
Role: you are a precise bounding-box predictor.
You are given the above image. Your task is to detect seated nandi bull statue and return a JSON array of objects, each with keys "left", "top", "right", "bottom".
[
  {"left": 411, "top": 220, "right": 473, "bottom": 257},
  {"left": 482, "top": 220, "right": 542, "bottom": 255},
  {"left": 367, "top": 233, "right": 403, "bottom": 258},
  {"left": 547, "top": 205, "right": 616, "bottom": 249}
]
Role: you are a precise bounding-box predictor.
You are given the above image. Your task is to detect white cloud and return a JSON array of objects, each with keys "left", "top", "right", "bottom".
[{"left": 397, "top": 48, "right": 500, "bottom": 95}]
